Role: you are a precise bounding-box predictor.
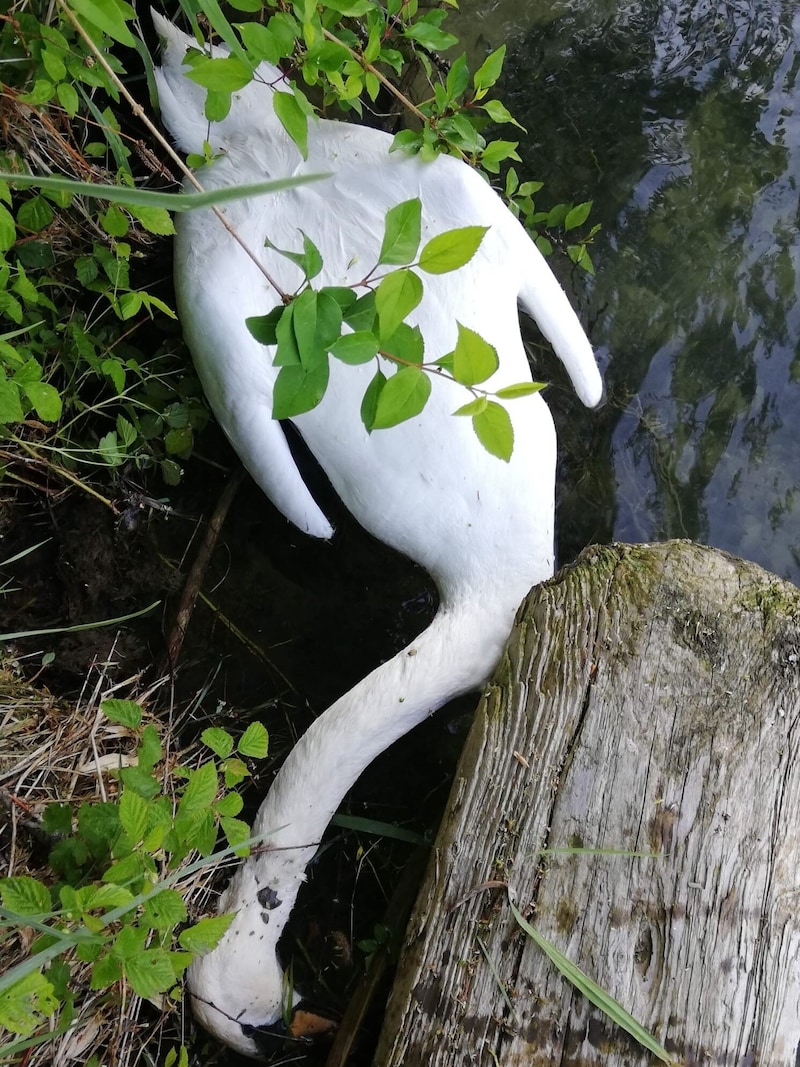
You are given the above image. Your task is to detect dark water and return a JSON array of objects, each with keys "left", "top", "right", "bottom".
[{"left": 482, "top": 0, "right": 800, "bottom": 585}]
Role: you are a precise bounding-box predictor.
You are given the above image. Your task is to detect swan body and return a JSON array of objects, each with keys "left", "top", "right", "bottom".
[{"left": 154, "top": 13, "right": 602, "bottom": 1057}]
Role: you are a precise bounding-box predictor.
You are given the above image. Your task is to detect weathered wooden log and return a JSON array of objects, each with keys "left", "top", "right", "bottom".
[{"left": 375, "top": 541, "right": 800, "bottom": 1066}]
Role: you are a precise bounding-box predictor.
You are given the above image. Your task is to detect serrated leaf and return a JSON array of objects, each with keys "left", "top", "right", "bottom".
[
  {"left": 221, "top": 816, "right": 251, "bottom": 851},
  {"left": 223, "top": 756, "right": 249, "bottom": 788},
  {"left": 214, "top": 792, "right": 244, "bottom": 817},
  {"left": 101, "top": 698, "right": 142, "bottom": 728},
  {"left": 0, "top": 378, "right": 23, "bottom": 423},
  {"left": 23, "top": 381, "right": 62, "bottom": 422},
  {"left": 16, "top": 196, "right": 54, "bottom": 233},
  {"left": 119, "top": 788, "right": 150, "bottom": 844},
  {"left": 137, "top": 724, "right": 162, "bottom": 773},
  {"left": 450, "top": 322, "right": 498, "bottom": 386},
  {"left": 0, "top": 204, "right": 16, "bottom": 251},
  {"left": 419, "top": 227, "right": 487, "bottom": 274},
  {"left": 382, "top": 322, "right": 424, "bottom": 365},
  {"left": 86, "top": 883, "right": 134, "bottom": 909},
  {"left": 272, "top": 359, "right": 330, "bottom": 419},
  {"left": 371, "top": 366, "right": 431, "bottom": 430},
  {"left": 179, "top": 760, "right": 218, "bottom": 816},
  {"left": 495, "top": 381, "right": 545, "bottom": 399},
  {"left": 102, "top": 358, "right": 125, "bottom": 394},
  {"left": 237, "top": 721, "right": 269, "bottom": 758},
  {"left": 375, "top": 269, "right": 423, "bottom": 341},
  {"left": 201, "top": 727, "right": 233, "bottom": 759},
  {"left": 128, "top": 204, "right": 176, "bottom": 236},
  {"left": 378, "top": 198, "right": 421, "bottom": 266},
  {"left": 0, "top": 876, "right": 51, "bottom": 915},
  {"left": 126, "top": 947, "right": 176, "bottom": 998},
  {"left": 453, "top": 395, "right": 487, "bottom": 416},
  {"left": 91, "top": 952, "right": 122, "bottom": 990},
  {"left": 141, "top": 889, "right": 187, "bottom": 932},
  {"left": 179, "top": 912, "right": 235, "bottom": 955},
  {"left": 273, "top": 91, "right": 309, "bottom": 159},
  {"left": 473, "top": 400, "right": 513, "bottom": 461},
  {"left": 330, "top": 331, "right": 378, "bottom": 365}
]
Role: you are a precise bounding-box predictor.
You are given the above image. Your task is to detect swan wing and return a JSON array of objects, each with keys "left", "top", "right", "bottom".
[{"left": 174, "top": 231, "right": 334, "bottom": 538}]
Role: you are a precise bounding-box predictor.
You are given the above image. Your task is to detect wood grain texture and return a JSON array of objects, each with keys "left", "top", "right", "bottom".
[{"left": 375, "top": 541, "right": 800, "bottom": 1066}]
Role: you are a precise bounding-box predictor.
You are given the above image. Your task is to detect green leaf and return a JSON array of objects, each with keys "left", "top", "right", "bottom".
[
  {"left": 0, "top": 971, "right": 58, "bottom": 1035},
  {"left": 344, "top": 291, "right": 377, "bottom": 332},
  {"left": 481, "top": 98, "right": 525, "bottom": 130},
  {"left": 403, "top": 22, "right": 458, "bottom": 51},
  {"left": 179, "top": 913, "right": 235, "bottom": 955},
  {"left": 201, "top": 727, "right": 233, "bottom": 759},
  {"left": 237, "top": 721, "right": 269, "bottom": 758},
  {"left": 446, "top": 53, "right": 470, "bottom": 100},
  {"left": 495, "top": 381, "right": 545, "bottom": 399},
  {"left": 186, "top": 55, "right": 253, "bottom": 93},
  {"left": 0, "top": 877, "right": 51, "bottom": 915},
  {"left": 179, "top": 761, "right": 219, "bottom": 816},
  {"left": 214, "top": 792, "right": 243, "bottom": 817},
  {"left": 480, "top": 140, "right": 521, "bottom": 173},
  {"left": 16, "top": 196, "right": 54, "bottom": 233},
  {"left": 246, "top": 306, "right": 283, "bottom": 346},
  {"left": 91, "top": 953, "right": 122, "bottom": 990},
  {"left": 141, "top": 889, "right": 187, "bottom": 932},
  {"left": 101, "top": 699, "right": 142, "bottom": 729},
  {"left": 419, "top": 227, "right": 487, "bottom": 274},
  {"left": 221, "top": 816, "right": 251, "bottom": 851},
  {"left": 119, "top": 789, "right": 150, "bottom": 844},
  {"left": 330, "top": 331, "right": 379, "bottom": 365},
  {"left": 378, "top": 198, "right": 421, "bottom": 266},
  {"left": 272, "top": 359, "right": 330, "bottom": 418},
  {"left": 264, "top": 232, "right": 323, "bottom": 281},
  {"left": 69, "top": 0, "right": 136, "bottom": 47},
  {"left": 375, "top": 269, "right": 423, "bottom": 341},
  {"left": 371, "top": 366, "right": 431, "bottom": 430},
  {"left": 273, "top": 91, "right": 309, "bottom": 159},
  {"left": 360, "top": 368, "right": 386, "bottom": 432},
  {"left": 101, "top": 205, "right": 128, "bottom": 237},
  {"left": 137, "top": 724, "right": 162, "bottom": 773},
  {"left": 449, "top": 322, "right": 498, "bottom": 386},
  {"left": 236, "top": 21, "right": 280, "bottom": 63},
  {"left": 0, "top": 204, "right": 15, "bottom": 251},
  {"left": 382, "top": 322, "right": 424, "bottom": 365},
  {"left": 472, "top": 400, "right": 513, "bottom": 461},
  {"left": 565, "top": 201, "right": 593, "bottom": 231},
  {"left": 473, "top": 44, "right": 505, "bottom": 96},
  {"left": 0, "top": 378, "right": 23, "bottom": 423},
  {"left": 453, "top": 395, "right": 488, "bottom": 417},
  {"left": 126, "top": 948, "right": 176, "bottom": 998},
  {"left": 22, "top": 381, "right": 62, "bottom": 422},
  {"left": 56, "top": 81, "right": 80, "bottom": 116},
  {"left": 274, "top": 303, "right": 301, "bottom": 366},
  {"left": 128, "top": 204, "right": 176, "bottom": 236}
]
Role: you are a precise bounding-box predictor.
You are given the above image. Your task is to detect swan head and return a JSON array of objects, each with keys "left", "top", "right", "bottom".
[
  {"left": 151, "top": 9, "right": 283, "bottom": 155},
  {"left": 187, "top": 889, "right": 295, "bottom": 1058}
]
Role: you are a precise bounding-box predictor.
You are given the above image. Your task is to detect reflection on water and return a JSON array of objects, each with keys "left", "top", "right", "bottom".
[{"left": 487, "top": 0, "right": 800, "bottom": 583}]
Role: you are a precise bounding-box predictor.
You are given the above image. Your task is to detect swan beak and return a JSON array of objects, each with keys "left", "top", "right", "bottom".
[{"left": 288, "top": 1006, "right": 339, "bottom": 1040}]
